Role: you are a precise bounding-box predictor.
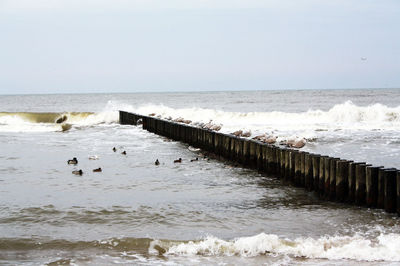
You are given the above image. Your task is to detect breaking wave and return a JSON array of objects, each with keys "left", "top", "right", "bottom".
[
  {"left": 123, "top": 101, "right": 400, "bottom": 133},
  {"left": 0, "top": 111, "right": 119, "bottom": 132},
  {"left": 2, "top": 100, "right": 400, "bottom": 135},
  {"left": 3, "top": 232, "right": 400, "bottom": 262},
  {"left": 161, "top": 232, "right": 400, "bottom": 262}
]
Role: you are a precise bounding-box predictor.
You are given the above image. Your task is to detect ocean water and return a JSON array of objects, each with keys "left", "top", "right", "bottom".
[{"left": 1, "top": 89, "right": 400, "bottom": 265}]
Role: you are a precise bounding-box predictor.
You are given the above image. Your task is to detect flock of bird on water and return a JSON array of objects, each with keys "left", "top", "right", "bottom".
[
  {"left": 68, "top": 147, "right": 200, "bottom": 176},
  {"left": 68, "top": 147, "right": 126, "bottom": 176},
  {"left": 68, "top": 112, "right": 306, "bottom": 175}
]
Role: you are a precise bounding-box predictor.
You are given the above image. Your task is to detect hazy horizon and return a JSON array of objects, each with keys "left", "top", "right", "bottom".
[{"left": 1, "top": 87, "right": 400, "bottom": 96}]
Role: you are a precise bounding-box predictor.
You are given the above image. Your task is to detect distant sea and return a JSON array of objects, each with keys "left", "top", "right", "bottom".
[{"left": 1, "top": 89, "right": 400, "bottom": 265}]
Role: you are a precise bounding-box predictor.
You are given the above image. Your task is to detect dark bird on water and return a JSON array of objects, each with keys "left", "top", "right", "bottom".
[
  {"left": 190, "top": 158, "right": 199, "bottom": 162},
  {"left": 93, "top": 167, "right": 102, "bottom": 172},
  {"left": 72, "top": 169, "right": 83, "bottom": 175},
  {"left": 174, "top": 158, "right": 182, "bottom": 163},
  {"left": 113, "top": 147, "right": 117, "bottom": 152},
  {"left": 121, "top": 151, "right": 126, "bottom": 155},
  {"left": 56, "top": 115, "right": 68, "bottom": 124},
  {"left": 155, "top": 159, "right": 160, "bottom": 166},
  {"left": 67, "top": 157, "right": 78, "bottom": 165}
]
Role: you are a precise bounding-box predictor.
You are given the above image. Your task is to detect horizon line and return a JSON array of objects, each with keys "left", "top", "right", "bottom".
[{"left": 1, "top": 87, "right": 399, "bottom": 97}]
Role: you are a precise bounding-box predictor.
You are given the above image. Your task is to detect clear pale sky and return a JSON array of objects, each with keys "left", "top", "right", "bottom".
[{"left": 0, "top": 0, "right": 399, "bottom": 94}]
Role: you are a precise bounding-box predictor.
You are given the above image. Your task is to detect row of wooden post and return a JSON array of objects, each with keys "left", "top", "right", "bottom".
[{"left": 120, "top": 111, "right": 400, "bottom": 215}]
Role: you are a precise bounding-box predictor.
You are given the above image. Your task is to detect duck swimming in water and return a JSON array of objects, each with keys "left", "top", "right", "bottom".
[
  {"left": 93, "top": 167, "right": 102, "bottom": 172},
  {"left": 190, "top": 158, "right": 199, "bottom": 162},
  {"left": 72, "top": 169, "right": 83, "bottom": 175},
  {"left": 155, "top": 159, "right": 160, "bottom": 166},
  {"left": 113, "top": 147, "right": 117, "bottom": 152},
  {"left": 121, "top": 151, "right": 127, "bottom": 155},
  {"left": 174, "top": 158, "right": 182, "bottom": 163},
  {"left": 67, "top": 157, "right": 78, "bottom": 165}
]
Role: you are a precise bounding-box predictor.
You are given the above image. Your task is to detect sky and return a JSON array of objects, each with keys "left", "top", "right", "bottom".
[{"left": 0, "top": 0, "right": 399, "bottom": 94}]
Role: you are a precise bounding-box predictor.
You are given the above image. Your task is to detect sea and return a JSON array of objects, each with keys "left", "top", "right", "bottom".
[{"left": 1, "top": 89, "right": 400, "bottom": 265}]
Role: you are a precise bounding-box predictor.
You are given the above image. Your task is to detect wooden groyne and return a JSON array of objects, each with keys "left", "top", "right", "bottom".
[{"left": 120, "top": 111, "right": 400, "bottom": 215}]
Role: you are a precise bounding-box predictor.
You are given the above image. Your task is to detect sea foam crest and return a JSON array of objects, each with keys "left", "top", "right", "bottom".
[
  {"left": 164, "top": 232, "right": 400, "bottom": 261},
  {"left": 0, "top": 115, "right": 58, "bottom": 132},
  {"left": 0, "top": 101, "right": 122, "bottom": 132},
  {"left": 66, "top": 101, "right": 123, "bottom": 126},
  {"left": 69, "top": 111, "right": 118, "bottom": 126},
  {"left": 0, "top": 112, "right": 119, "bottom": 132},
  {"left": 125, "top": 101, "right": 400, "bottom": 133}
]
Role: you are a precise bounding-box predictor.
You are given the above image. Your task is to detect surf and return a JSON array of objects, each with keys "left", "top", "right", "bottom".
[
  {"left": 123, "top": 101, "right": 400, "bottom": 133},
  {"left": 3, "top": 232, "right": 400, "bottom": 262},
  {"left": 0, "top": 111, "right": 119, "bottom": 132}
]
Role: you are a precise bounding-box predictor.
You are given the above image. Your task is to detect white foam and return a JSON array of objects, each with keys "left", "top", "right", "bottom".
[
  {"left": 122, "top": 101, "right": 400, "bottom": 133},
  {"left": 3, "top": 100, "right": 400, "bottom": 135},
  {"left": 0, "top": 115, "right": 59, "bottom": 132},
  {"left": 0, "top": 101, "right": 121, "bottom": 132},
  {"left": 120, "top": 101, "right": 385, "bottom": 132},
  {"left": 164, "top": 232, "right": 400, "bottom": 261},
  {"left": 68, "top": 101, "right": 122, "bottom": 126},
  {"left": 69, "top": 111, "right": 119, "bottom": 126}
]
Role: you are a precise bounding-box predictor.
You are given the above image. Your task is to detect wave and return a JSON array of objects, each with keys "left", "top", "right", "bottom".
[
  {"left": 163, "top": 232, "right": 400, "bottom": 261},
  {"left": 0, "top": 111, "right": 119, "bottom": 132},
  {"left": 0, "top": 112, "right": 93, "bottom": 124},
  {"left": 124, "top": 101, "right": 400, "bottom": 133},
  {"left": 116, "top": 101, "right": 400, "bottom": 145},
  {"left": 2, "top": 100, "right": 400, "bottom": 135},
  {"left": 0, "top": 237, "right": 155, "bottom": 252},
  {"left": 2, "top": 232, "right": 400, "bottom": 262}
]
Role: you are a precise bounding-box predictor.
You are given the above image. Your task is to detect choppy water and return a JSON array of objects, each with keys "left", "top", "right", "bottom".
[{"left": 1, "top": 89, "right": 400, "bottom": 265}]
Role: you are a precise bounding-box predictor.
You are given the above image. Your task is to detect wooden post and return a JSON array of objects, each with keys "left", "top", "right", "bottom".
[
  {"left": 222, "top": 134, "right": 231, "bottom": 159},
  {"left": 255, "top": 142, "right": 263, "bottom": 171},
  {"left": 348, "top": 162, "right": 364, "bottom": 203},
  {"left": 304, "top": 153, "right": 313, "bottom": 191},
  {"left": 300, "top": 152, "right": 307, "bottom": 187},
  {"left": 294, "top": 151, "right": 302, "bottom": 186},
  {"left": 384, "top": 169, "right": 397, "bottom": 213},
  {"left": 312, "top": 155, "right": 320, "bottom": 193},
  {"left": 266, "top": 146, "right": 273, "bottom": 175},
  {"left": 290, "top": 150, "right": 297, "bottom": 183},
  {"left": 329, "top": 158, "right": 340, "bottom": 200},
  {"left": 378, "top": 168, "right": 388, "bottom": 209},
  {"left": 262, "top": 145, "right": 268, "bottom": 173},
  {"left": 336, "top": 160, "right": 350, "bottom": 202},
  {"left": 285, "top": 149, "right": 292, "bottom": 181},
  {"left": 355, "top": 163, "right": 371, "bottom": 206},
  {"left": 366, "top": 166, "right": 382, "bottom": 208},
  {"left": 397, "top": 171, "right": 400, "bottom": 216},
  {"left": 319, "top": 156, "right": 328, "bottom": 197},
  {"left": 272, "top": 147, "right": 278, "bottom": 176},
  {"left": 242, "top": 139, "right": 250, "bottom": 166},
  {"left": 249, "top": 141, "right": 257, "bottom": 168},
  {"left": 324, "top": 157, "right": 331, "bottom": 199},
  {"left": 213, "top": 132, "right": 222, "bottom": 155},
  {"left": 283, "top": 149, "right": 289, "bottom": 181}
]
